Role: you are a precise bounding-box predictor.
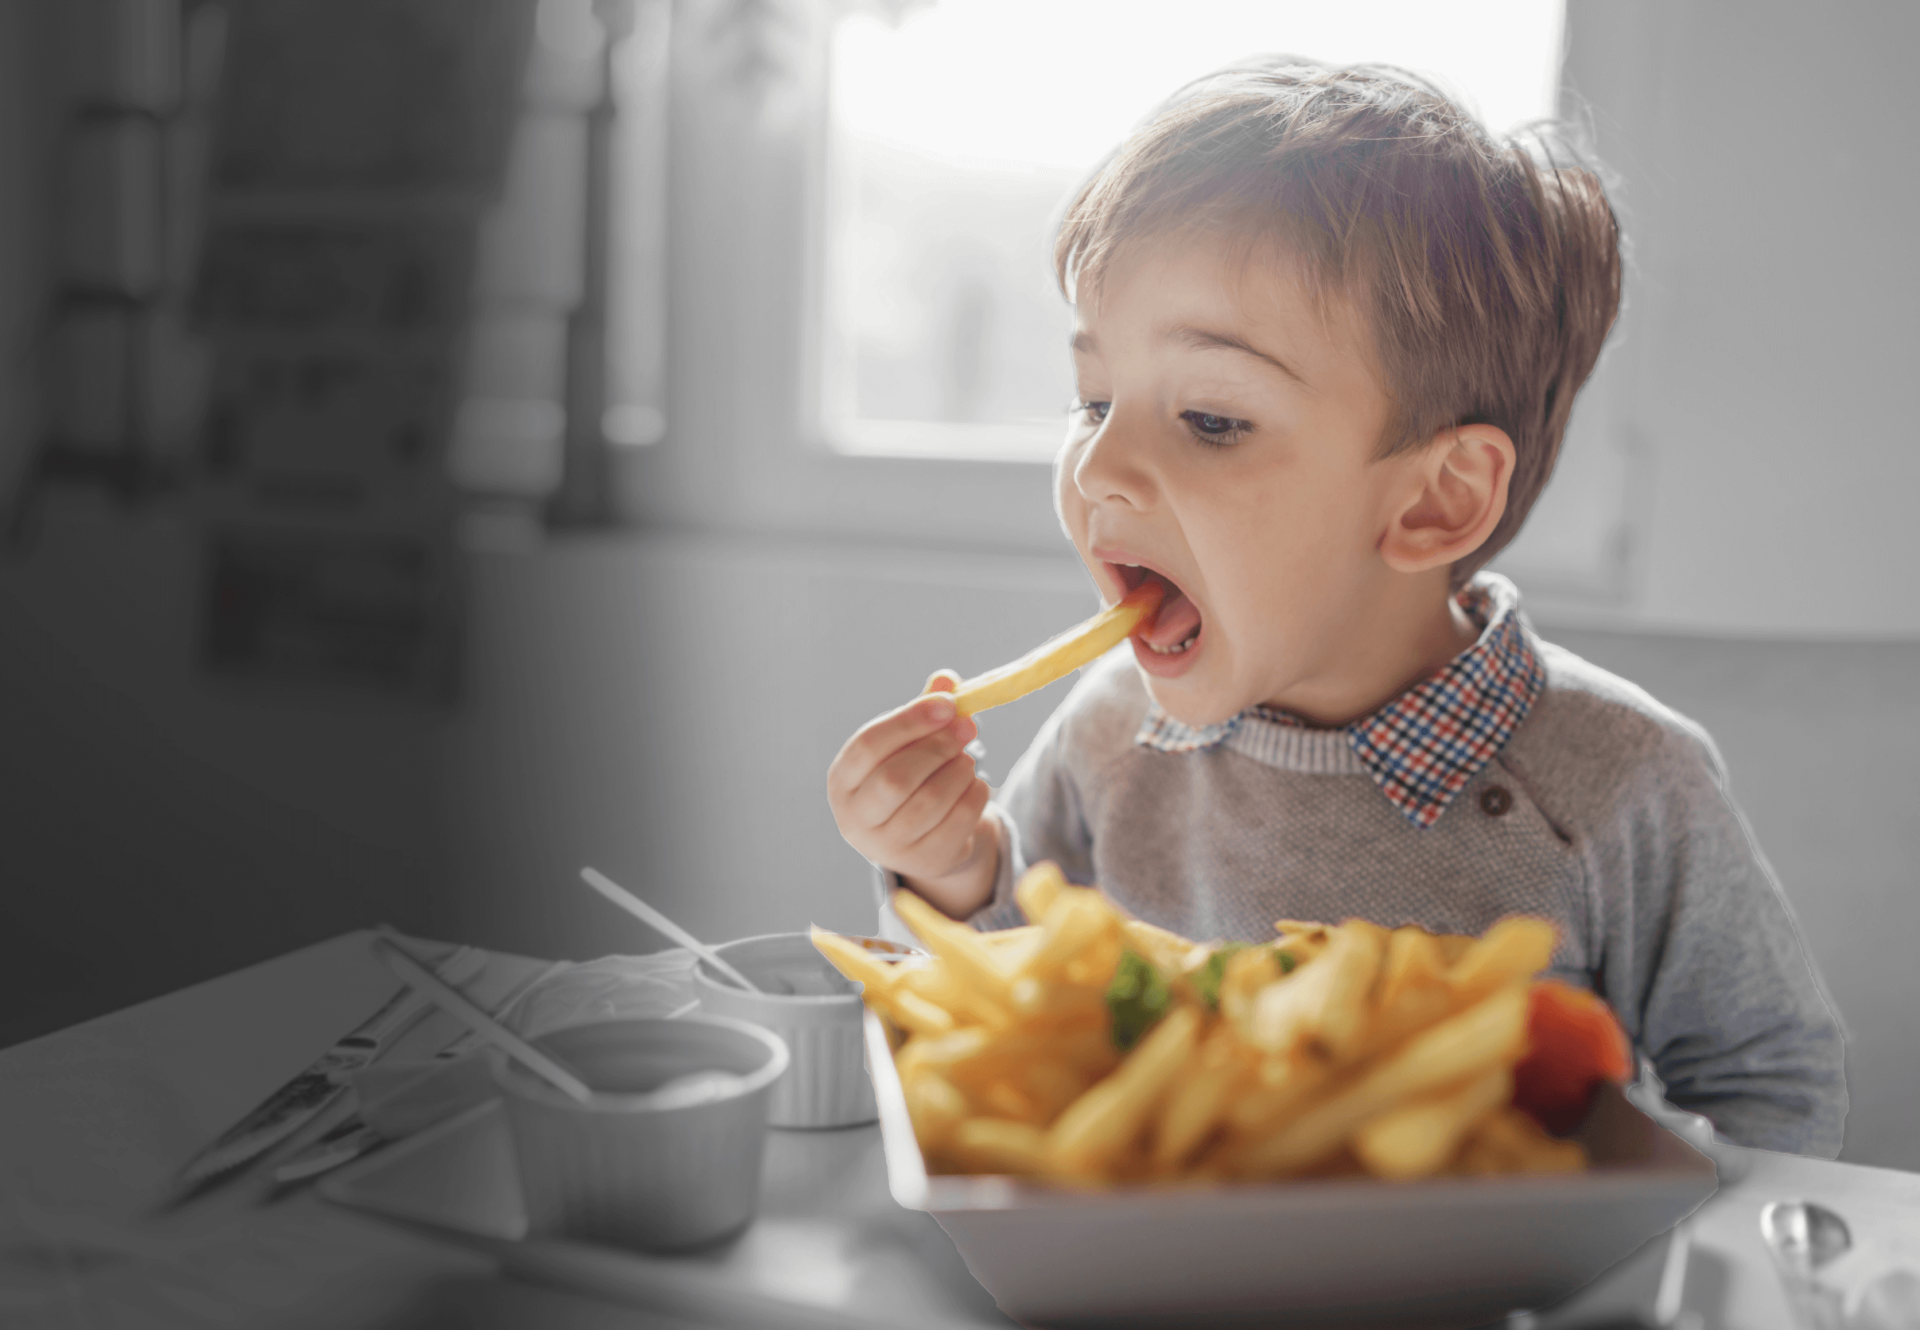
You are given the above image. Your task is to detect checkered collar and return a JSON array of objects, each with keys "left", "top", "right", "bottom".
[{"left": 1134, "top": 573, "right": 1546, "bottom": 828}]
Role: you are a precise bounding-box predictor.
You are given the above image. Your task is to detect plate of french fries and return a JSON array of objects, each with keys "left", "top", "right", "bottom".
[{"left": 813, "top": 865, "right": 1718, "bottom": 1328}]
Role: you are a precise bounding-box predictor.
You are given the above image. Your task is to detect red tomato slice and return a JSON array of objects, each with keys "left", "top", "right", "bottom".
[{"left": 1511, "top": 980, "right": 1633, "bottom": 1134}]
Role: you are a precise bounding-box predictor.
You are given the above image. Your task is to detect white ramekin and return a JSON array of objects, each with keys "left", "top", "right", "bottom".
[
  {"left": 693, "top": 932, "right": 912, "bottom": 1129},
  {"left": 490, "top": 1014, "right": 788, "bottom": 1251}
]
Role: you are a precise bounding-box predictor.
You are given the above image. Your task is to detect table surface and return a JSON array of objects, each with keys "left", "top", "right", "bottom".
[{"left": 2, "top": 931, "right": 1914, "bottom": 1329}]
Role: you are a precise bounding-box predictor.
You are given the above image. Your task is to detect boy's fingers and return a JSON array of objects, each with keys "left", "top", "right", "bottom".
[
  {"left": 848, "top": 729, "right": 969, "bottom": 830},
  {"left": 880, "top": 750, "right": 977, "bottom": 847},
  {"left": 905, "top": 773, "right": 993, "bottom": 870},
  {"left": 829, "top": 692, "right": 962, "bottom": 797}
]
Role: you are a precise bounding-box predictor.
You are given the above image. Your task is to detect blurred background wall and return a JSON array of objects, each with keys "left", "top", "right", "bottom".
[{"left": 0, "top": 0, "right": 1913, "bottom": 1169}]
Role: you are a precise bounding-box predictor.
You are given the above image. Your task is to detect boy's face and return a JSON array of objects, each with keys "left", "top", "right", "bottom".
[{"left": 1057, "top": 235, "right": 1427, "bottom": 729}]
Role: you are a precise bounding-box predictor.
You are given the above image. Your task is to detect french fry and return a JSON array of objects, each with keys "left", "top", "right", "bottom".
[
  {"left": 888, "top": 988, "right": 957, "bottom": 1037},
  {"left": 981, "top": 1079, "right": 1042, "bottom": 1123},
  {"left": 821, "top": 905, "right": 1600, "bottom": 1187},
  {"left": 1377, "top": 926, "right": 1448, "bottom": 1011},
  {"left": 1236, "top": 984, "right": 1531, "bottom": 1176},
  {"left": 891, "top": 889, "right": 1018, "bottom": 1016},
  {"left": 1351, "top": 1067, "right": 1514, "bottom": 1180},
  {"left": 1151, "top": 1035, "right": 1248, "bottom": 1167},
  {"left": 1018, "top": 1059, "right": 1094, "bottom": 1124},
  {"left": 1123, "top": 917, "right": 1209, "bottom": 976},
  {"left": 1458, "top": 1106, "right": 1589, "bottom": 1175},
  {"left": 895, "top": 960, "right": 1007, "bottom": 1028},
  {"left": 903, "top": 1069, "right": 970, "bottom": 1148},
  {"left": 1063, "top": 930, "right": 1125, "bottom": 989},
  {"left": 1009, "top": 975, "right": 1108, "bottom": 1023},
  {"left": 1014, "top": 862, "right": 1067, "bottom": 926},
  {"left": 895, "top": 1026, "right": 995, "bottom": 1082},
  {"left": 1048, "top": 1005, "right": 1201, "bottom": 1178},
  {"left": 810, "top": 926, "right": 901, "bottom": 996},
  {"left": 1224, "top": 1053, "right": 1334, "bottom": 1139},
  {"left": 940, "top": 580, "right": 1166, "bottom": 718},
  {"left": 1449, "top": 917, "right": 1557, "bottom": 1001},
  {"left": 1217, "top": 946, "right": 1284, "bottom": 1032},
  {"left": 1246, "top": 921, "right": 1383, "bottom": 1060},
  {"left": 1020, "top": 888, "right": 1119, "bottom": 981},
  {"left": 947, "top": 1117, "right": 1050, "bottom": 1175}
]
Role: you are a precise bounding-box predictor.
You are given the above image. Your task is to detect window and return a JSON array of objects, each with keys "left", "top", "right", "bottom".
[
  {"left": 822, "top": 0, "right": 1566, "bottom": 462},
  {"left": 626, "top": 1, "right": 1567, "bottom": 557}
]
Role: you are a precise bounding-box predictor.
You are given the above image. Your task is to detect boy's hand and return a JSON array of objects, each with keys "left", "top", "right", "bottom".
[{"left": 828, "top": 678, "right": 998, "bottom": 920}]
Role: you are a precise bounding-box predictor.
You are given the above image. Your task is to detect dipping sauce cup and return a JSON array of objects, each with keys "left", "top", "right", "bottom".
[
  {"left": 491, "top": 1014, "right": 788, "bottom": 1251},
  {"left": 693, "top": 932, "right": 915, "bottom": 1128}
]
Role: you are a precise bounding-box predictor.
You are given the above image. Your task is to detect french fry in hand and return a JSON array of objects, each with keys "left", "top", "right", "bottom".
[{"left": 934, "top": 580, "right": 1165, "bottom": 718}]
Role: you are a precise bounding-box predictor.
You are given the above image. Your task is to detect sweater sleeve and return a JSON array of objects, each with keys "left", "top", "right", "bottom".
[
  {"left": 1590, "top": 720, "right": 1847, "bottom": 1157},
  {"left": 961, "top": 701, "right": 1098, "bottom": 932}
]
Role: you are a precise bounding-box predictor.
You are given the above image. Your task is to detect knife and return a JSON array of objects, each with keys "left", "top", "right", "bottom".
[
  {"left": 163, "top": 943, "right": 487, "bottom": 1203},
  {"left": 269, "top": 958, "right": 566, "bottom": 1185}
]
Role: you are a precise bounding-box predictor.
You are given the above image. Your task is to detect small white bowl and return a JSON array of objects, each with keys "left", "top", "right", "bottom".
[
  {"left": 694, "top": 932, "right": 915, "bottom": 1129},
  {"left": 490, "top": 1014, "right": 788, "bottom": 1251}
]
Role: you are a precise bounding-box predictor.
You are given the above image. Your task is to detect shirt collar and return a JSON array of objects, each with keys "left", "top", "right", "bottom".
[{"left": 1133, "top": 572, "right": 1546, "bottom": 828}]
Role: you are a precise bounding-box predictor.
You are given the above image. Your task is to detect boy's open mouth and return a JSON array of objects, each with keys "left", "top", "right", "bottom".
[{"left": 1113, "top": 563, "right": 1203, "bottom": 656}]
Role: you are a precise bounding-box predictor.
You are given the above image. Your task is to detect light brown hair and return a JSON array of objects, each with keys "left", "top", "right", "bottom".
[{"left": 1055, "top": 58, "right": 1622, "bottom": 584}]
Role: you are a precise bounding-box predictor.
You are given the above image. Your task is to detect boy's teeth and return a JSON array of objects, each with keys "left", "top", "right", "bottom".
[{"left": 1147, "top": 630, "right": 1199, "bottom": 655}]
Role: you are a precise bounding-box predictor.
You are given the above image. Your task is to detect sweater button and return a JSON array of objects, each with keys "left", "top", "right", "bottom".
[{"left": 1479, "top": 785, "right": 1513, "bottom": 817}]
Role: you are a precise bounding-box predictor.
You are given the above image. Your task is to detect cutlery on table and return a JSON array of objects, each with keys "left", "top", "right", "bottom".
[
  {"left": 270, "top": 957, "right": 563, "bottom": 1185},
  {"left": 161, "top": 942, "right": 487, "bottom": 1206},
  {"left": 371, "top": 931, "right": 596, "bottom": 1103}
]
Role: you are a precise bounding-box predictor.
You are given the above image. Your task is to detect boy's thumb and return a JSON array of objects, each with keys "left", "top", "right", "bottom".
[{"left": 922, "top": 668, "right": 963, "bottom": 695}]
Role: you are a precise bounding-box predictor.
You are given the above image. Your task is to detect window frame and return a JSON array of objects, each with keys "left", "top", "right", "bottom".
[{"left": 609, "top": 0, "right": 1068, "bottom": 558}]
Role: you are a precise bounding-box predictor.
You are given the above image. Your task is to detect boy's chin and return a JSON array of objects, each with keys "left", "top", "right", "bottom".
[{"left": 1134, "top": 671, "right": 1241, "bottom": 731}]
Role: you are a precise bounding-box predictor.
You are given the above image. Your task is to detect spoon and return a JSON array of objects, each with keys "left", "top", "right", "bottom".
[
  {"left": 579, "top": 867, "right": 769, "bottom": 994},
  {"left": 1761, "top": 1200, "right": 1852, "bottom": 1330},
  {"left": 1763, "top": 1200, "right": 1854, "bottom": 1277},
  {"left": 372, "top": 932, "right": 595, "bottom": 1104}
]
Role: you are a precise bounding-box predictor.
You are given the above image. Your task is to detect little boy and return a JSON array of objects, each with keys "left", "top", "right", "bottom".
[{"left": 827, "top": 60, "right": 1844, "bottom": 1156}]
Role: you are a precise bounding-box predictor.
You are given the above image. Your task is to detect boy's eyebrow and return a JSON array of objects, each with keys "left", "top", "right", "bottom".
[{"left": 1166, "top": 325, "right": 1310, "bottom": 388}]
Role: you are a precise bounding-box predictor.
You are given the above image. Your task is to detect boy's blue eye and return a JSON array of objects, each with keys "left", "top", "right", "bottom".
[
  {"left": 1072, "top": 399, "right": 1111, "bottom": 425},
  {"left": 1180, "top": 409, "right": 1251, "bottom": 446}
]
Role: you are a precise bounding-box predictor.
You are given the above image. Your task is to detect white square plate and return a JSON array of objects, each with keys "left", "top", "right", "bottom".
[{"left": 865, "top": 1010, "right": 1717, "bottom": 1329}]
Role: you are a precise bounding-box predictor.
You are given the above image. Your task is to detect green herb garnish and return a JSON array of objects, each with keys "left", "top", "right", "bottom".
[
  {"left": 1105, "top": 949, "right": 1172, "bottom": 1050},
  {"left": 1277, "top": 949, "right": 1298, "bottom": 974},
  {"left": 1190, "top": 943, "right": 1249, "bottom": 1011}
]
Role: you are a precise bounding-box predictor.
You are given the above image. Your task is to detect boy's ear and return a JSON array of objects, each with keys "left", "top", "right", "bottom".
[{"left": 1379, "top": 424, "right": 1515, "bottom": 574}]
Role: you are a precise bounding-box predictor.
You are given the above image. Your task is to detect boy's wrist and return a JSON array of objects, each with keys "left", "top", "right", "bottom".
[{"left": 898, "top": 816, "right": 1001, "bottom": 921}]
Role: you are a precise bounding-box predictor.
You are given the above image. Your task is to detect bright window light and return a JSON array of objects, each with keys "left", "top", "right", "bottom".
[{"left": 823, "top": 0, "right": 1565, "bottom": 461}]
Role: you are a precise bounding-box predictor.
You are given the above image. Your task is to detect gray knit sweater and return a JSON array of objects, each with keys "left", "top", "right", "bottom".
[{"left": 924, "top": 637, "right": 1847, "bottom": 1158}]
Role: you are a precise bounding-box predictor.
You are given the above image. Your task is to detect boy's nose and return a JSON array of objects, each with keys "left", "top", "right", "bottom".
[{"left": 1070, "top": 410, "right": 1156, "bottom": 511}]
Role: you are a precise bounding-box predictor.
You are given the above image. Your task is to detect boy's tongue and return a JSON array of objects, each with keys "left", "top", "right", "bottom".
[{"left": 1141, "top": 581, "right": 1202, "bottom": 647}]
